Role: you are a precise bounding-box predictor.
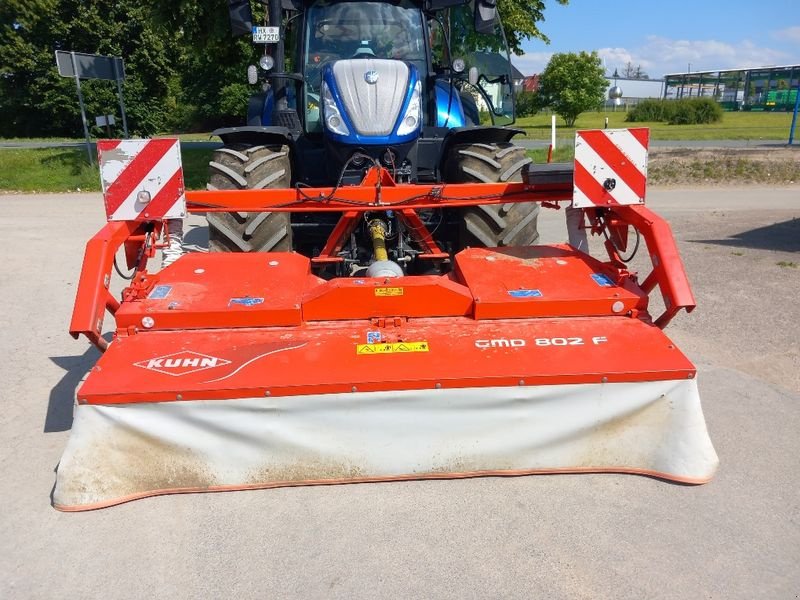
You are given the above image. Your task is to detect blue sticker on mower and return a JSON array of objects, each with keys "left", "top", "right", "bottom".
[
  {"left": 367, "top": 331, "right": 382, "bottom": 344},
  {"left": 508, "top": 289, "right": 542, "bottom": 298},
  {"left": 229, "top": 297, "right": 264, "bottom": 307},
  {"left": 591, "top": 273, "right": 615, "bottom": 287},
  {"left": 148, "top": 285, "right": 172, "bottom": 300}
]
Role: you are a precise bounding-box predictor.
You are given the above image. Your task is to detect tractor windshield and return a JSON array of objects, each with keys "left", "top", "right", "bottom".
[{"left": 303, "top": 0, "right": 426, "bottom": 131}]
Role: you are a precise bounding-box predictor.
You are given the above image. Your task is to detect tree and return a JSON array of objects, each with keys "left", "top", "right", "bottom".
[
  {"left": 621, "top": 61, "right": 649, "bottom": 80},
  {"left": 497, "top": 0, "right": 569, "bottom": 56},
  {"left": 0, "top": 0, "right": 572, "bottom": 137},
  {"left": 536, "top": 51, "right": 606, "bottom": 126},
  {"left": 151, "top": 0, "right": 264, "bottom": 128},
  {"left": 0, "top": 0, "right": 181, "bottom": 137},
  {"left": 515, "top": 90, "right": 539, "bottom": 117}
]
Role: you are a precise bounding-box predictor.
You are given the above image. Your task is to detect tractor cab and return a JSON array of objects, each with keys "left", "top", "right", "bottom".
[
  {"left": 230, "top": 0, "right": 519, "bottom": 185},
  {"left": 211, "top": 0, "right": 538, "bottom": 272}
]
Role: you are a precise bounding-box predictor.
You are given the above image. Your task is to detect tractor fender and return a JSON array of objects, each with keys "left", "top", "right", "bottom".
[
  {"left": 439, "top": 126, "right": 525, "bottom": 171},
  {"left": 212, "top": 125, "right": 298, "bottom": 148},
  {"left": 212, "top": 126, "right": 300, "bottom": 178}
]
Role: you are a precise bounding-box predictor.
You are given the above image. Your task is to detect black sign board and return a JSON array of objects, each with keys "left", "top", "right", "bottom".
[
  {"left": 54, "top": 51, "right": 129, "bottom": 163},
  {"left": 55, "top": 51, "right": 125, "bottom": 81}
]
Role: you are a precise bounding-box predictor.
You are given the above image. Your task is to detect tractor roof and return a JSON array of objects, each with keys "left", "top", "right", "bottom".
[{"left": 283, "top": 0, "right": 470, "bottom": 11}]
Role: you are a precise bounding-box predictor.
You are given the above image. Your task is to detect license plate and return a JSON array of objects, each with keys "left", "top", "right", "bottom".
[{"left": 252, "top": 26, "right": 280, "bottom": 44}]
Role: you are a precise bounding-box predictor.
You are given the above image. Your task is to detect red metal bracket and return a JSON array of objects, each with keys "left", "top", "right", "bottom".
[
  {"left": 304, "top": 169, "right": 453, "bottom": 264},
  {"left": 599, "top": 205, "right": 696, "bottom": 328},
  {"left": 397, "top": 209, "right": 449, "bottom": 260},
  {"left": 311, "top": 210, "right": 360, "bottom": 264},
  {"left": 185, "top": 164, "right": 573, "bottom": 214},
  {"left": 69, "top": 221, "right": 157, "bottom": 350}
]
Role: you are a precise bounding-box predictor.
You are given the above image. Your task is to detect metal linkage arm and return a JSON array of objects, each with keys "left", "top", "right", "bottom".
[
  {"left": 185, "top": 166, "right": 574, "bottom": 214},
  {"left": 69, "top": 220, "right": 149, "bottom": 351},
  {"left": 608, "top": 204, "right": 696, "bottom": 328}
]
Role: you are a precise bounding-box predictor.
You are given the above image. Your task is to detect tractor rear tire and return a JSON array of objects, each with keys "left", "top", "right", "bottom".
[
  {"left": 444, "top": 143, "right": 539, "bottom": 248},
  {"left": 206, "top": 145, "right": 292, "bottom": 252}
]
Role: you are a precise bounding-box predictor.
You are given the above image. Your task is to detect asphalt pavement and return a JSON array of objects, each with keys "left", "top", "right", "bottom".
[{"left": 0, "top": 187, "right": 798, "bottom": 598}]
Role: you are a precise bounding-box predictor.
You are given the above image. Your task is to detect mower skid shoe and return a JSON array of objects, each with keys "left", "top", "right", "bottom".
[{"left": 53, "top": 380, "right": 718, "bottom": 511}]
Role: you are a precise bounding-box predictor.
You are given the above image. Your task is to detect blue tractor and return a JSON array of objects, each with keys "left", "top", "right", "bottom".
[{"left": 209, "top": 0, "right": 539, "bottom": 276}]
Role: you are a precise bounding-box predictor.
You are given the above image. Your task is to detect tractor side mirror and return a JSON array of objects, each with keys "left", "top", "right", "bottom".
[
  {"left": 228, "top": 0, "right": 254, "bottom": 37},
  {"left": 474, "top": 0, "right": 497, "bottom": 35}
]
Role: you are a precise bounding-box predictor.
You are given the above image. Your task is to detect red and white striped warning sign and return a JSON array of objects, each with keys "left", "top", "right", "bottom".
[
  {"left": 572, "top": 128, "right": 649, "bottom": 208},
  {"left": 97, "top": 138, "right": 186, "bottom": 221}
]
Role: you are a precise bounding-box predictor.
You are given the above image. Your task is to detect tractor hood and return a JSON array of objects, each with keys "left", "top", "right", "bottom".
[{"left": 321, "top": 58, "right": 422, "bottom": 145}]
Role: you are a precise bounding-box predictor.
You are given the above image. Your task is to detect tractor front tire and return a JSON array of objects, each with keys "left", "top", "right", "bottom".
[
  {"left": 206, "top": 145, "right": 292, "bottom": 252},
  {"left": 444, "top": 143, "right": 539, "bottom": 248}
]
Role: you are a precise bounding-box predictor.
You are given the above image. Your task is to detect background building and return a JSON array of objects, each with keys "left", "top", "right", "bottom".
[
  {"left": 520, "top": 72, "right": 665, "bottom": 107},
  {"left": 603, "top": 76, "right": 665, "bottom": 107},
  {"left": 663, "top": 65, "right": 800, "bottom": 111},
  {"left": 521, "top": 74, "right": 540, "bottom": 93}
]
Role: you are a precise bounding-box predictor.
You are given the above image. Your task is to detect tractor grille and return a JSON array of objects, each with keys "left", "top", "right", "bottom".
[{"left": 332, "top": 59, "right": 409, "bottom": 136}]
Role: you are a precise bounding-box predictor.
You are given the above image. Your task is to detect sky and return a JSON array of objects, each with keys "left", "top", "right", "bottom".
[{"left": 510, "top": 0, "right": 800, "bottom": 78}]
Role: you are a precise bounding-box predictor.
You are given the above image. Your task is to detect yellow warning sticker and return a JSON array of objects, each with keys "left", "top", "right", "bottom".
[
  {"left": 356, "top": 341, "right": 429, "bottom": 355},
  {"left": 356, "top": 343, "right": 393, "bottom": 355},
  {"left": 374, "top": 287, "right": 404, "bottom": 297}
]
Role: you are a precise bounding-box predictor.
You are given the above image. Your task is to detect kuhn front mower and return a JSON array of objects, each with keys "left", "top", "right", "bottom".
[
  {"left": 54, "top": 127, "right": 718, "bottom": 511},
  {"left": 54, "top": 0, "right": 716, "bottom": 509}
]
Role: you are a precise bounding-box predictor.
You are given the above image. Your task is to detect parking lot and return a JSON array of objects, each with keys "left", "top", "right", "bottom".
[{"left": 1, "top": 186, "right": 798, "bottom": 598}]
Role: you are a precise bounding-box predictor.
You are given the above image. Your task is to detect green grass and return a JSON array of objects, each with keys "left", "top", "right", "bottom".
[
  {"left": 0, "top": 148, "right": 100, "bottom": 192},
  {"left": 0, "top": 132, "right": 217, "bottom": 143},
  {"left": 777, "top": 261, "right": 798, "bottom": 268},
  {"left": 0, "top": 136, "right": 95, "bottom": 143},
  {"left": 525, "top": 145, "right": 574, "bottom": 163},
  {"left": 3, "top": 111, "right": 794, "bottom": 145},
  {"left": 180, "top": 148, "right": 214, "bottom": 189},
  {"left": 0, "top": 147, "right": 213, "bottom": 193},
  {"left": 173, "top": 132, "right": 217, "bottom": 141},
  {"left": 0, "top": 126, "right": 796, "bottom": 192},
  {"left": 516, "top": 110, "right": 796, "bottom": 141}
]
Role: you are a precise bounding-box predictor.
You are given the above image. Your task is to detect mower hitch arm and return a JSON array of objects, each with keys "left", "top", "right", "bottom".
[
  {"left": 69, "top": 220, "right": 147, "bottom": 351},
  {"left": 608, "top": 204, "right": 696, "bottom": 328},
  {"left": 185, "top": 180, "right": 573, "bottom": 213}
]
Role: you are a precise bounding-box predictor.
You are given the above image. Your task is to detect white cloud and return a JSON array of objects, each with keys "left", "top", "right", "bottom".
[
  {"left": 514, "top": 35, "right": 795, "bottom": 79},
  {"left": 773, "top": 26, "right": 800, "bottom": 43},
  {"left": 510, "top": 52, "right": 552, "bottom": 76},
  {"left": 597, "top": 36, "right": 791, "bottom": 77},
  {"left": 597, "top": 47, "right": 654, "bottom": 72}
]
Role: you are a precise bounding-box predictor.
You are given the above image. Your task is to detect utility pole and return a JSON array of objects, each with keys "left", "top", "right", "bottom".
[
  {"left": 69, "top": 52, "right": 94, "bottom": 166},
  {"left": 112, "top": 59, "right": 129, "bottom": 137},
  {"left": 789, "top": 84, "right": 800, "bottom": 145},
  {"left": 56, "top": 51, "right": 127, "bottom": 159}
]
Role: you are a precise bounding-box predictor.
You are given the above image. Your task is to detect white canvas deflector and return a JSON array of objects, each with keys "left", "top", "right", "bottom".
[{"left": 53, "top": 379, "right": 718, "bottom": 511}]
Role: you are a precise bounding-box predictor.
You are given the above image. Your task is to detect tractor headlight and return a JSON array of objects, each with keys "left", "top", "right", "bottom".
[
  {"left": 396, "top": 81, "right": 422, "bottom": 136},
  {"left": 259, "top": 54, "right": 274, "bottom": 71},
  {"left": 321, "top": 81, "right": 350, "bottom": 136}
]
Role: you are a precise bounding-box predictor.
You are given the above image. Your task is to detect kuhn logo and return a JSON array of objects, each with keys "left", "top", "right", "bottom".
[{"left": 134, "top": 351, "right": 231, "bottom": 376}]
